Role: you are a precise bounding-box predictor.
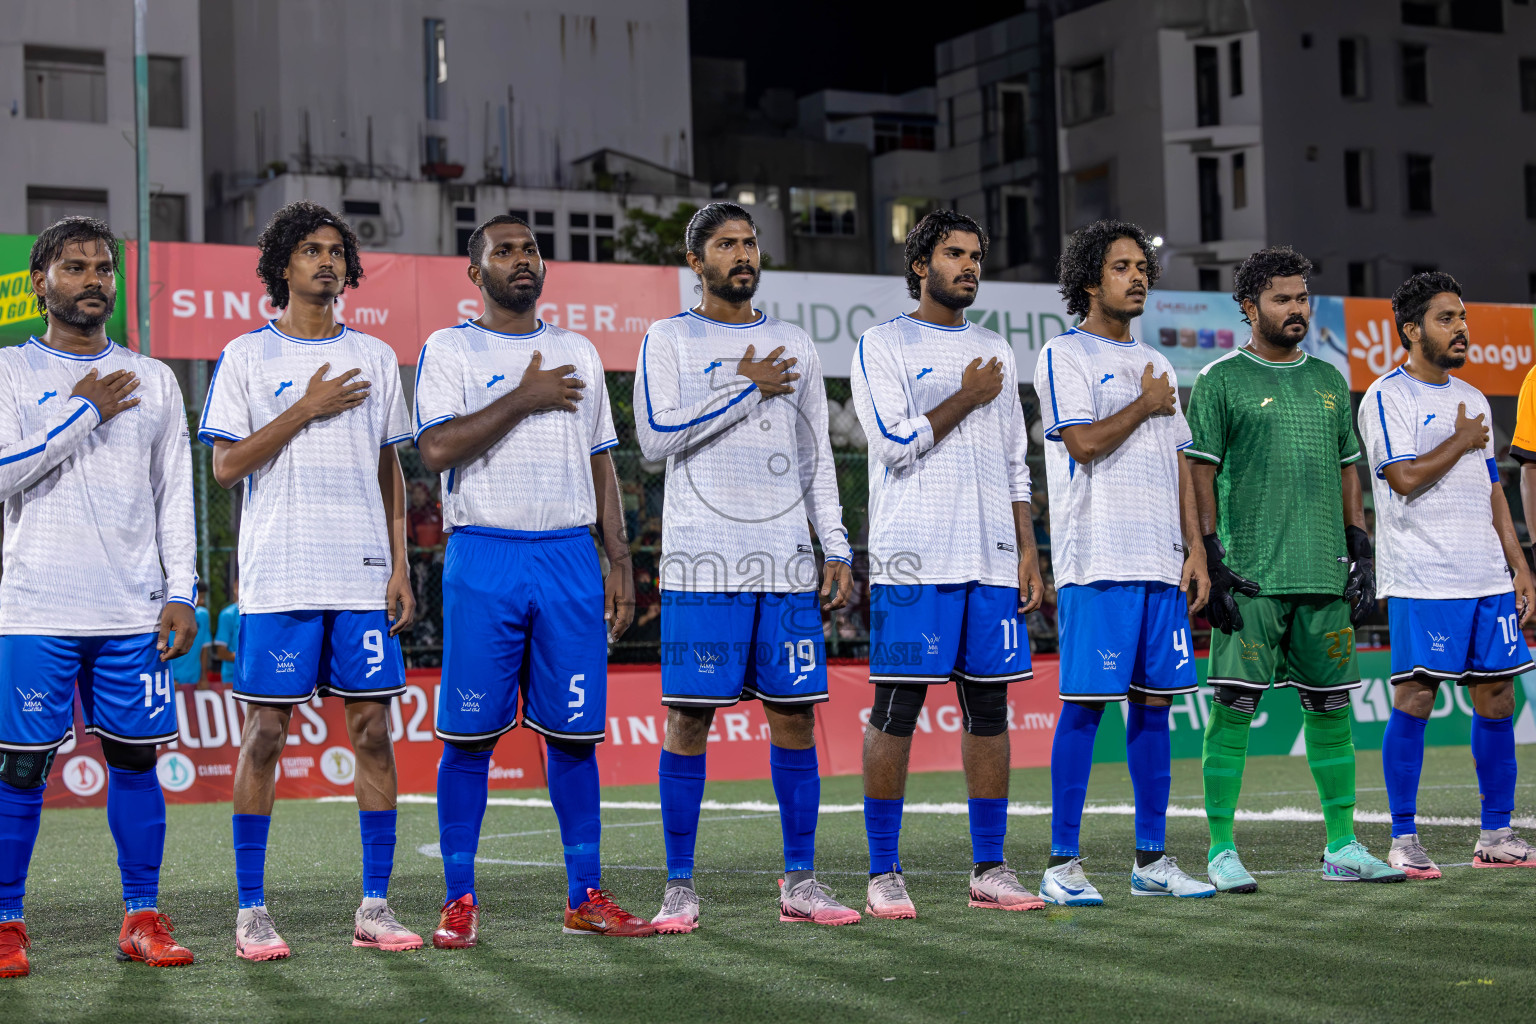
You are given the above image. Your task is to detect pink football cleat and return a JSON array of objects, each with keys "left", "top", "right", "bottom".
[{"left": 778, "top": 877, "right": 861, "bottom": 926}]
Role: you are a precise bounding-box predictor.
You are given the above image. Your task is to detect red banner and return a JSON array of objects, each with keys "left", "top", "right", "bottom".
[
  {"left": 134, "top": 241, "right": 676, "bottom": 370},
  {"left": 41, "top": 661, "right": 1066, "bottom": 807}
]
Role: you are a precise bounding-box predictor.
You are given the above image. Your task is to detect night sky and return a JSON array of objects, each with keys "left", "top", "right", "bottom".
[{"left": 689, "top": 1, "right": 1035, "bottom": 100}]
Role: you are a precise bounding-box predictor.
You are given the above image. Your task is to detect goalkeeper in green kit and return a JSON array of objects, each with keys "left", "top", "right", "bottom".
[{"left": 1183, "top": 246, "right": 1406, "bottom": 890}]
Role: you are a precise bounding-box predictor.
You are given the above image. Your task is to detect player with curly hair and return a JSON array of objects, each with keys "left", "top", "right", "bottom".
[
  {"left": 200, "top": 201, "right": 422, "bottom": 959},
  {"left": 1185, "top": 245, "right": 1404, "bottom": 891},
  {"left": 1033, "top": 220, "right": 1214, "bottom": 904},
  {"left": 1363, "top": 272, "right": 1536, "bottom": 877}
]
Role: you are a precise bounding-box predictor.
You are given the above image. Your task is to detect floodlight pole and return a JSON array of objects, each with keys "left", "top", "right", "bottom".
[{"left": 133, "top": 0, "right": 151, "bottom": 355}]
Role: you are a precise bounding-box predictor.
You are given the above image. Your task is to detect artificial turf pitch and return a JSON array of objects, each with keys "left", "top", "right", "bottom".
[{"left": 2, "top": 747, "right": 1533, "bottom": 1024}]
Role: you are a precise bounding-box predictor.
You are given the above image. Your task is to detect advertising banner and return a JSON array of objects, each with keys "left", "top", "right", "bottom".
[
  {"left": 1133, "top": 290, "right": 1351, "bottom": 386},
  {"left": 1346, "top": 297, "right": 1535, "bottom": 396},
  {"left": 0, "top": 233, "right": 128, "bottom": 350}
]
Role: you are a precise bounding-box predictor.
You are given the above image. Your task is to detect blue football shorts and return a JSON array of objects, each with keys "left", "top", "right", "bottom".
[
  {"left": 236, "top": 609, "right": 406, "bottom": 704},
  {"left": 660, "top": 590, "right": 828, "bottom": 707},
  {"left": 1388, "top": 594, "right": 1536, "bottom": 685},
  {"left": 1056, "top": 581, "right": 1197, "bottom": 702},
  {"left": 867, "top": 582, "right": 1032, "bottom": 685},
  {"left": 0, "top": 633, "right": 177, "bottom": 752}
]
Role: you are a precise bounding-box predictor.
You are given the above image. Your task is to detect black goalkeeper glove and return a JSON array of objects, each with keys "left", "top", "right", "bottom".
[
  {"left": 1344, "top": 524, "right": 1377, "bottom": 626},
  {"left": 1203, "top": 533, "right": 1261, "bottom": 634}
]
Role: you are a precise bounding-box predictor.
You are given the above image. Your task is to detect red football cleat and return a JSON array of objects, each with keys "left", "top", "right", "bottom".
[
  {"left": 0, "top": 921, "right": 30, "bottom": 978},
  {"left": 117, "top": 910, "right": 195, "bottom": 967},
  {"left": 432, "top": 895, "right": 479, "bottom": 950},
  {"left": 563, "top": 889, "right": 656, "bottom": 937}
]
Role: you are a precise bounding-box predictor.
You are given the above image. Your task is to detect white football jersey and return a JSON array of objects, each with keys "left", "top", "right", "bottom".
[
  {"left": 413, "top": 320, "right": 618, "bottom": 533},
  {"left": 199, "top": 323, "right": 411, "bottom": 614},
  {"left": 1358, "top": 367, "right": 1510, "bottom": 600},
  {"left": 1036, "top": 327, "right": 1192, "bottom": 587},
  {"left": 633, "top": 310, "right": 851, "bottom": 593},
  {"left": 0, "top": 338, "right": 196, "bottom": 636},
  {"left": 851, "top": 314, "right": 1030, "bottom": 588}
]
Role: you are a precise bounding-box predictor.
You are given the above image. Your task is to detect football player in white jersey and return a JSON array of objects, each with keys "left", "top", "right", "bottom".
[
  {"left": 851, "top": 210, "right": 1045, "bottom": 918},
  {"left": 0, "top": 218, "right": 198, "bottom": 976},
  {"left": 200, "top": 202, "right": 421, "bottom": 960},
  {"left": 1361, "top": 272, "right": 1536, "bottom": 877},
  {"left": 1035, "top": 220, "right": 1214, "bottom": 905},
  {"left": 416, "top": 216, "right": 653, "bottom": 943},
  {"left": 635, "top": 203, "right": 859, "bottom": 931}
]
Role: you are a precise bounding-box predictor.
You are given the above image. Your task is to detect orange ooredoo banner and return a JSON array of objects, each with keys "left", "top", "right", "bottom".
[
  {"left": 1346, "top": 297, "right": 1535, "bottom": 395},
  {"left": 139, "top": 241, "right": 677, "bottom": 370}
]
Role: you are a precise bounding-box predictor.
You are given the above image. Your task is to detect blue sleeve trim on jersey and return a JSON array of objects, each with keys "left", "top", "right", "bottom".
[
  {"left": 824, "top": 554, "right": 852, "bottom": 566},
  {"left": 197, "top": 351, "right": 229, "bottom": 441},
  {"left": 196, "top": 427, "right": 243, "bottom": 447},
  {"left": 413, "top": 413, "right": 455, "bottom": 443},
  {"left": 1373, "top": 453, "right": 1416, "bottom": 479},
  {"left": 412, "top": 341, "right": 435, "bottom": 431},
  {"left": 0, "top": 441, "right": 46, "bottom": 467},
  {"left": 1067, "top": 454, "right": 1076, "bottom": 481},
  {"left": 381, "top": 432, "right": 412, "bottom": 448},
  {"left": 0, "top": 400, "right": 99, "bottom": 467},
  {"left": 47, "top": 401, "right": 93, "bottom": 440},
  {"left": 71, "top": 395, "right": 102, "bottom": 424},
  {"left": 1044, "top": 417, "right": 1091, "bottom": 443},
  {"left": 166, "top": 596, "right": 196, "bottom": 609},
  {"left": 857, "top": 340, "right": 917, "bottom": 445},
  {"left": 1175, "top": 439, "right": 1193, "bottom": 451},
  {"left": 1488, "top": 456, "right": 1500, "bottom": 483},
  {"left": 1046, "top": 348, "right": 1061, "bottom": 425},
  {"left": 1376, "top": 392, "right": 1394, "bottom": 459},
  {"left": 641, "top": 334, "right": 759, "bottom": 432},
  {"left": 445, "top": 467, "right": 457, "bottom": 494},
  {"left": 590, "top": 438, "right": 619, "bottom": 455}
]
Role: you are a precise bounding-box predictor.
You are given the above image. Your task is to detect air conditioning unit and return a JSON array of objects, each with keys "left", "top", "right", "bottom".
[{"left": 352, "top": 215, "right": 389, "bottom": 248}]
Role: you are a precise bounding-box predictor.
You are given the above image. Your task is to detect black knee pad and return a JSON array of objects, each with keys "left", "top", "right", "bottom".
[
  {"left": 957, "top": 682, "right": 1009, "bottom": 737},
  {"left": 0, "top": 748, "right": 57, "bottom": 789},
  {"left": 99, "top": 738, "right": 156, "bottom": 773},
  {"left": 447, "top": 736, "right": 499, "bottom": 755},
  {"left": 1212, "top": 686, "right": 1261, "bottom": 715},
  {"left": 868, "top": 684, "right": 927, "bottom": 738},
  {"left": 1297, "top": 687, "right": 1352, "bottom": 713}
]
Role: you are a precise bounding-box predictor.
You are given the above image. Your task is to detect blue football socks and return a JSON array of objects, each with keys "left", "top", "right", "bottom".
[
  {"left": 1126, "top": 702, "right": 1172, "bottom": 855},
  {"left": 1050, "top": 701, "right": 1103, "bottom": 857},
  {"left": 231, "top": 813, "right": 271, "bottom": 909},
  {"left": 1382, "top": 708, "right": 1428, "bottom": 836},
  {"left": 0, "top": 780, "right": 44, "bottom": 921},
  {"left": 968, "top": 797, "right": 1008, "bottom": 865},
  {"left": 769, "top": 745, "right": 820, "bottom": 874},
  {"left": 437, "top": 744, "right": 491, "bottom": 904},
  {"left": 1471, "top": 711, "right": 1517, "bottom": 831},
  {"left": 864, "top": 796, "right": 904, "bottom": 875},
  {"left": 547, "top": 742, "right": 603, "bottom": 908},
  {"left": 658, "top": 749, "right": 706, "bottom": 882},
  {"left": 107, "top": 766, "right": 165, "bottom": 913},
  {"left": 359, "top": 809, "right": 396, "bottom": 900}
]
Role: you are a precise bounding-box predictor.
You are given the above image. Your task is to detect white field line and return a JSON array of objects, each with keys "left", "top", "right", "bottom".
[{"left": 328, "top": 792, "right": 1535, "bottom": 830}]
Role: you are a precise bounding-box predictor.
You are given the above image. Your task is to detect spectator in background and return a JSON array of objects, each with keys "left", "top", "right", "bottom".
[
  {"left": 407, "top": 481, "right": 444, "bottom": 549},
  {"left": 212, "top": 577, "right": 240, "bottom": 685},
  {"left": 630, "top": 565, "right": 661, "bottom": 642},
  {"left": 168, "top": 583, "right": 213, "bottom": 689}
]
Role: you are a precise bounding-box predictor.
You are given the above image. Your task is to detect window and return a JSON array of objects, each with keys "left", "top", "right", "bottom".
[
  {"left": 1401, "top": 0, "right": 1502, "bottom": 31},
  {"left": 453, "top": 204, "right": 477, "bottom": 256},
  {"left": 1062, "top": 58, "right": 1108, "bottom": 126},
  {"left": 890, "top": 198, "right": 934, "bottom": 244},
  {"left": 790, "top": 189, "right": 857, "bottom": 236},
  {"left": 946, "top": 97, "right": 955, "bottom": 148},
  {"left": 1339, "top": 38, "right": 1369, "bottom": 99},
  {"left": 423, "top": 19, "right": 447, "bottom": 120},
  {"left": 1347, "top": 261, "right": 1374, "bottom": 297},
  {"left": 1198, "top": 157, "right": 1222, "bottom": 242},
  {"left": 1229, "top": 40, "right": 1243, "bottom": 97},
  {"left": 26, "top": 186, "right": 108, "bottom": 233},
  {"left": 1526, "top": 165, "right": 1536, "bottom": 219},
  {"left": 1400, "top": 44, "right": 1429, "bottom": 105},
  {"left": 569, "top": 211, "right": 590, "bottom": 261},
  {"left": 24, "top": 46, "right": 106, "bottom": 123},
  {"left": 1232, "top": 152, "right": 1247, "bottom": 209},
  {"left": 533, "top": 209, "right": 555, "bottom": 257},
  {"left": 1198, "top": 268, "right": 1221, "bottom": 292},
  {"left": 1005, "top": 195, "right": 1031, "bottom": 267},
  {"left": 147, "top": 56, "right": 184, "bottom": 128},
  {"left": 1065, "top": 164, "right": 1111, "bottom": 229},
  {"left": 1000, "top": 86, "right": 1029, "bottom": 163},
  {"left": 149, "top": 193, "right": 187, "bottom": 241},
  {"left": 1405, "top": 153, "right": 1434, "bottom": 212},
  {"left": 874, "top": 119, "right": 936, "bottom": 155},
  {"left": 1344, "top": 150, "right": 1374, "bottom": 209},
  {"left": 1195, "top": 46, "right": 1220, "bottom": 127},
  {"left": 1522, "top": 59, "right": 1536, "bottom": 113}
]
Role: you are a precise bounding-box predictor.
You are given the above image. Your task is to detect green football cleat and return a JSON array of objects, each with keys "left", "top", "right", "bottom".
[
  {"left": 1207, "top": 849, "right": 1258, "bottom": 893},
  {"left": 1321, "top": 840, "right": 1407, "bottom": 883}
]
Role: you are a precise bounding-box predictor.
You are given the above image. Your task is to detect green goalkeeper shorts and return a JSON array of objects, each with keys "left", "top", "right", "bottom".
[{"left": 1207, "top": 593, "right": 1361, "bottom": 696}]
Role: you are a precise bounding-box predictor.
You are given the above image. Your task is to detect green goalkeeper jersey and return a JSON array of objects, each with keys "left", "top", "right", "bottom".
[{"left": 1184, "top": 347, "right": 1361, "bottom": 595}]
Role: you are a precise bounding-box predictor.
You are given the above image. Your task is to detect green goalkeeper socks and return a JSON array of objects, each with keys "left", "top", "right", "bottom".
[
  {"left": 1303, "top": 707, "right": 1358, "bottom": 853},
  {"left": 1202, "top": 701, "right": 1253, "bottom": 859}
]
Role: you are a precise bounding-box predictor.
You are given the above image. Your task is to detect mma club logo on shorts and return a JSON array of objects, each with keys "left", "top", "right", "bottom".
[
  {"left": 270, "top": 650, "right": 300, "bottom": 674},
  {"left": 457, "top": 688, "right": 485, "bottom": 712},
  {"left": 693, "top": 647, "right": 723, "bottom": 674},
  {"left": 1427, "top": 630, "right": 1450, "bottom": 654},
  {"left": 1097, "top": 649, "right": 1120, "bottom": 671},
  {"left": 922, "top": 633, "right": 941, "bottom": 655},
  {"left": 1239, "top": 638, "right": 1266, "bottom": 662},
  {"left": 15, "top": 687, "right": 46, "bottom": 713}
]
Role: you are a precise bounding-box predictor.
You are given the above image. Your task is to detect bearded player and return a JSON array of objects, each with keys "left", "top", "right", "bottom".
[
  {"left": 1364, "top": 272, "right": 1535, "bottom": 876},
  {"left": 852, "top": 210, "right": 1045, "bottom": 918},
  {"left": 1035, "top": 220, "right": 1215, "bottom": 904},
  {"left": 0, "top": 218, "right": 198, "bottom": 976},
  {"left": 201, "top": 201, "right": 421, "bottom": 958},
  {"left": 417, "top": 215, "right": 651, "bottom": 943},
  {"left": 635, "top": 202, "right": 857, "bottom": 931},
  {"left": 1185, "top": 245, "right": 1405, "bottom": 889}
]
